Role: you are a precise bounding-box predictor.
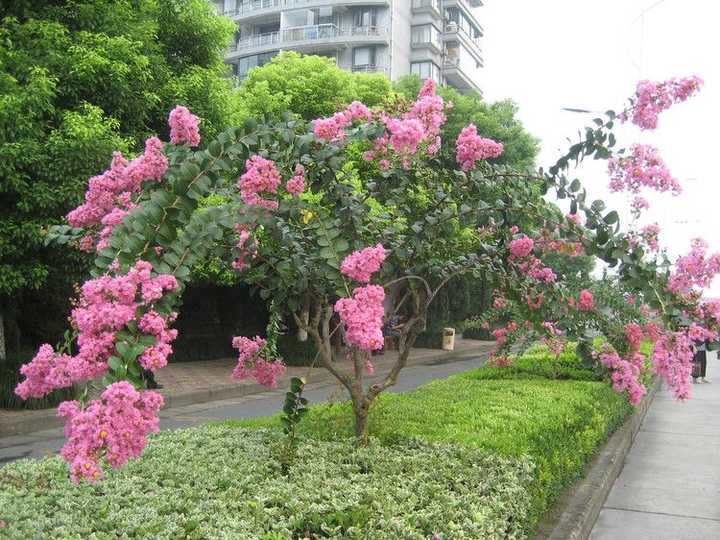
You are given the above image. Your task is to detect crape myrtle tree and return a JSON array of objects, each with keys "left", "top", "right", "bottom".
[{"left": 14, "top": 76, "right": 720, "bottom": 482}]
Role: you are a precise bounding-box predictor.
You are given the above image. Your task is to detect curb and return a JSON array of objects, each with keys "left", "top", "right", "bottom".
[
  {"left": 536, "top": 377, "right": 662, "bottom": 540},
  {"left": 0, "top": 344, "right": 492, "bottom": 438}
]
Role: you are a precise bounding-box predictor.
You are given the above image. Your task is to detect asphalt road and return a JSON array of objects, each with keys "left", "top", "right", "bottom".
[{"left": 0, "top": 355, "right": 484, "bottom": 466}]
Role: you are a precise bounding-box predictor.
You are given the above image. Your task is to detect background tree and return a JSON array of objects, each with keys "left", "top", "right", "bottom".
[
  {"left": 234, "top": 52, "right": 392, "bottom": 121},
  {"left": 0, "top": 0, "right": 237, "bottom": 360}
]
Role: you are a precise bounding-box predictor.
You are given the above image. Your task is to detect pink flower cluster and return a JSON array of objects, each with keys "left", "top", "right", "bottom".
[
  {"left": 286, "top": 163, "right": 306, "bottom": 196},
  {"left": 361, "top": 80, "right": 448, "bottom": 167},
  {"left": 509, "top": 235, "right": 534, "bottom": 258},
  {"left": 58, "top": 381, "right": 163, "bottom": 482},
  {"left": 493, "top": 296, "right": 508, "bottom": 309},
  {"left": 652, "top": 331, "right": 694, "bottom": 400},
  {"left": 138, "top": 310, "right": 178, "bottom": 372},
  {"left": 596, "top": 347, "right": 647, "bottom": 405},
  {"left": 238, "top": 155, "right": 281, "bottom": 210},
  {"left": 335, "top": 285, "right": 385, "bottom": 351},
  {"left": 168, "top": 105, "right": 201, "bottom": 147},
  {"left": 608, "top": 144, "right": 680, "bottom": 197},
  {"left": 640, "top": 223, "right": 661, "bottom": 251},
  {"left": 67, "top": 137, "right": 168, "bottom": 252},
  {"left": 406, "top": 79, "right": 447, "bottom": 155},
  {"left": 313, "top": 101, "right": 373, "bottom": 142},
  {"left": 340, "top": 244, "right": 388, "bottom": 283},
  {"left": 231, "top": 335, "right": 286, "bottom": 388},
  {"left": 624, "top": 77, "right": 703, "bottom": 130},
  {"left": 232, "top": 224, "right": 256, "bottom": 271},
  {"left": 577, "top": 289, "right": 595, "bottom": 311},
  {"left": 668, "top": 238, "right": 720, "bottom": 295},
  {"left": 630, "top": 196, "right": 650, "bottom": 215},
  {"left": 455, "top": 124, "right": 504, "bottom": 172},
  {"left": 15, "top": 261, "right": 178, "bottom": 399}
]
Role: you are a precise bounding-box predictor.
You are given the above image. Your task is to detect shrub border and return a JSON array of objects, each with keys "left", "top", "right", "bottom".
[{"left": 536, "top": 377, "right": 662, "bottom": 540}]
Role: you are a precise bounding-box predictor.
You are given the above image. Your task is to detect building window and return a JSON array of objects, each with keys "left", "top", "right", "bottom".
[
  {"left": 353, "top": 46, "right": 376, "bottom": 69},
  {"left": 411, "top": 24, "right": 441, "bottom": 48},
  {"left": 237, "top": 51, "right": 278, "bottom": 78},
  {"left": 412, "top": 0, "right": 440, "bottom": 11},
  {"left": 410, "top": 61, "right": 440, "bottom": 82},
  {"left": 353, "top": 7, "right": 377, "bottom": 28},
  {"left": 445, "top": 7, "right": 481, "bottom": 42}
]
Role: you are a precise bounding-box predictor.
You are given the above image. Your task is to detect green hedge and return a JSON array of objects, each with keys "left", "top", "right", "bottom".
[
  {"left": 0, "top": 426, "right": 534, "bottom": 539},
  {"left": 236, "top": 364, "right": 631, "bottom": 532}
]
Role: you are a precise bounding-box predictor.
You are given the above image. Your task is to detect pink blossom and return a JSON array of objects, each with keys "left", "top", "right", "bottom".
[
  {"left": 493, "top": 296, "right": 508, "bottom": 309},
  {"left": 232, "top": 224, "right": 256, "bottom": 271},
  {"left": 340, "top": 244, "right": 387, "bottom": 283},
  {"left": 668, "top": 238, "right": 720, "bottom": 295},
  {"left": 15, "top": 261, "right": 179, "bottom": 398},
  {"left": 58, "top": 382, "right": 163, "bottom": 482},
  {"left": 640, "top": 223, "right": 661, "bottom": 251},
  {"left": 345, "top": 101, "right": 373, "bottom": 122},
  {"left": 456, "top": 124, "right": 503, "bottom": 171},
  {"left": 386, "top": 118, "right": 426, "bottom": 155},
  {"left": 596, "top": 346, "right": 647, "bottom": 405},
  {"left": 286, "top": 163, "right": 306, "bottom": 196},
  {"left": 608, "top": 144, "right": 680, "bottom": 195},
  {"left": 230, "top": 335, "right": 286, "bottom": 388},
  {"left": 631, "top": 196, "right": 650, "bottom": 214},
  {"left": 313, "top": 112, "right": 351, "bottom": 142},
  {"left": 237, "top": 155, "right": 281, "bottom": 210},
  {"left": 334, "top": 285, "right": 385, "bottom": 351},
  {"left": 509, "top": 235, "right": 534, "bottom": 258},
  {"left": 624, "top": 77, "right": 703, "bottom": 130},
  {"left": 526, "top": 293, "right": 544, "bottom": 311},
  {"left": 577, "top": 289, "right": 594, "bottom": 311},
  {"left": 168, "top": 105, "right": 201, "bottom": 147}
]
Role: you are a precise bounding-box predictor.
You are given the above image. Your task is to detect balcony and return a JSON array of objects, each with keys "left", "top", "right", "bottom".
[
  {"left": 227, "top": 24, "right": 390, "bottom": 58},
  {"left": 443, "top": 22, "right": 483, "bottom": 62},
  {"left": 411, "top": 0, "right": 442, "bottom": 17},
  {"left": 443, "top": 56, "right": 481, "bottom": 94},
  {"left": 340, "top": 64, "right": 390, "bottom": 75},
  {"left": 222, "top": 0, "right": 390, "bottom": 22}
]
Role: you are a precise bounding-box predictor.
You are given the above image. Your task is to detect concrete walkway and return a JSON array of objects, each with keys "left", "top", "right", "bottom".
[
  {"left": 591, "top": 353, "right": 720, "bottom": 539},
  {"left": 0, "top": 345, "right": 491, "bottom": 466}
]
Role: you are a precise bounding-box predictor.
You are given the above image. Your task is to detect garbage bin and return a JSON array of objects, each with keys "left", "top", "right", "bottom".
[{"left": 442, "top": 327, "right": 455, "bottom": 351}]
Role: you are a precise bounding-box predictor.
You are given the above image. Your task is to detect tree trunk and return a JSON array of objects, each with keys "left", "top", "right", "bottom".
[
  {"left": 297, "top": 299, "right": 310, "bottom": 342},
  {"left": 352, "top": 395, "right": 371, "bottom": 444},
  {"left": 0, "top": 308, "right": 6, "bottom": 363}
]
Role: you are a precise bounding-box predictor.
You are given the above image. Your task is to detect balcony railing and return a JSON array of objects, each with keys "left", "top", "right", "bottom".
[
  {"left": 230, "top": 25, "right": 387, "bottom": 53},
  {"left": 343, "top": 64, "right": 389, "bottom": 75},
  {"left": 444, "top": 22, "right": 482, "bottom": 49},
  {"left": 222, "top": 0, "right": 389, "bottom": 18}
]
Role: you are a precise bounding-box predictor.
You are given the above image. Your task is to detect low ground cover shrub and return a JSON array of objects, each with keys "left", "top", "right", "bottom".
[
  {"left": 0, "top": 425, "right": 534, "bottom": 539},
  {"left": 236, "top": 369, "right": 632, "bottom": 531}
]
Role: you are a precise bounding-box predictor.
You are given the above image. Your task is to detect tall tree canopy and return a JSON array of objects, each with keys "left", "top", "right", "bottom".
[{"left": 0, "top": 0, "right": 237, "bottom": 356}]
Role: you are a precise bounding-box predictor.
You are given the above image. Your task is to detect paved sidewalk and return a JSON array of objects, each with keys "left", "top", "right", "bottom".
[
  {"left": 1, "top": 339, "right": 493, "bottom": 464},
  {"left": 591, "top": 353, "right": 720, "bottom": 539}
]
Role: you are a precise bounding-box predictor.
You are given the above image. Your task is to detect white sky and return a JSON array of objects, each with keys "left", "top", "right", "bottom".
[{"left": 481, "top": 0, "right": 720, "bottom": 294}]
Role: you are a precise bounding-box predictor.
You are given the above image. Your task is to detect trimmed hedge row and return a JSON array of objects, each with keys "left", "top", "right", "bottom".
[
  {"left": 0, "top": 427, "right": 534, "bottom": 539},
  {"left": 236, "top": 347, "right": 633, "bottom": 532}
]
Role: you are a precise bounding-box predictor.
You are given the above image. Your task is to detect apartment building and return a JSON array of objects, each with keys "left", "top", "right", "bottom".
[{"left": 214, "top": 0, "right": 484, "bottom": 94}]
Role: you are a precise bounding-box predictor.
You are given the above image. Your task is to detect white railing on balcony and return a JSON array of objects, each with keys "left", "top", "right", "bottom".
[
  {"left": 341, "top": 64, "right": 389, "bottom": 75},
  {"left": 412, "top": 0, "right": 441, "bottom": 12},
  {"left": 230, "top": 25, "right": 387, "bottom": 53},
  {"left": 223, "top": 0, "right": 388, "bottom": 18}
]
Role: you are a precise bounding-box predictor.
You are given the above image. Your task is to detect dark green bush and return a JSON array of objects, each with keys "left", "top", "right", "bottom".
[{"left": 276, "top": 334, "right": 320, "bottom": 366}]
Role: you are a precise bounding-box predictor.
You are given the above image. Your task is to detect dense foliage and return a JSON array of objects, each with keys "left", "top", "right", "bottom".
[
  {"left": 0, "top": 426, "right": 534, "bottom": 539},
  {"left": 0, "top": 0, "right": 237, "bottom": 355}
]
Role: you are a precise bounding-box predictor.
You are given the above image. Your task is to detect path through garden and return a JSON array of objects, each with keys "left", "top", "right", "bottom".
[
  {"left": 591, "top": 352, "right": 720, "bottom": 539},
  {"left": 0, "top": 352, "right": 488, "bottom": 466}
]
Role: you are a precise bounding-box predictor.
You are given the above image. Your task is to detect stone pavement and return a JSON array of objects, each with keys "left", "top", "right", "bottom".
[
  {"left": 591, "top": 352, "right": 720, "bottom": 540},
  {"left": 0, "top": 339, "right": 493, "bottom": 465}
]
